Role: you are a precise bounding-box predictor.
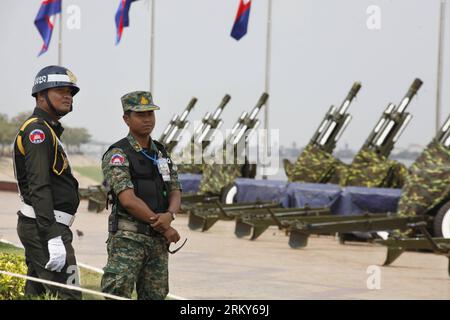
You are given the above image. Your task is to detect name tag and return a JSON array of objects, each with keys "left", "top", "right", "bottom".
[{"left": 157, "top": 158, "right": 171, "bottom": 182}]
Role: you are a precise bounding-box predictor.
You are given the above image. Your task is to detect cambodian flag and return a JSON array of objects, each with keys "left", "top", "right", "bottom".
[
  {"left": 115, "top": 0, "right": 138, "bottom": 45},
  {"left": 231, "top": 0, "right": 252, "bottom": 41},
  {"left": 34, "top": 0, "right": 62, "bottom": 56}
]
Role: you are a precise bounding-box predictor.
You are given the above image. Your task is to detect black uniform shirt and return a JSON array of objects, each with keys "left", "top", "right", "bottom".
[{"left": 13, "top": 107, "right": 79, "bottom": 240}]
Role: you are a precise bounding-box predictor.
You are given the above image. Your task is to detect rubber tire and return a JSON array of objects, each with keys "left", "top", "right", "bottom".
[
  {"left": 433, "top": 200, "right": 450, "bottom": 238},
  {"left": 220, "top": 183, "right": 238, "bottom": 204}
]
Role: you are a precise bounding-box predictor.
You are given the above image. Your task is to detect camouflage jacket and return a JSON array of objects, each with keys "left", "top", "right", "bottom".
[{"left": 102, "top": 133, "right": 182, "bottom": 219}]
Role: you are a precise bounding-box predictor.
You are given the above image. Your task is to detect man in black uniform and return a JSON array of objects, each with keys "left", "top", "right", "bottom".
[{"left": 13, "top": 65, "right": 81, "bottom": 300}]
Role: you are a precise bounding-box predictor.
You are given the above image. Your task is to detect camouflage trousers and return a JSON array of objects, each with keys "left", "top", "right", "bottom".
[{"left": 101, "top": 230, "right": 168, "bottom": 300}]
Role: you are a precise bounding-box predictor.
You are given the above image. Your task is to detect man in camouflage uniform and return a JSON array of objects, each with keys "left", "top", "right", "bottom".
[{"left": 101, "top": 91, "right": 182, "bottom": 300}]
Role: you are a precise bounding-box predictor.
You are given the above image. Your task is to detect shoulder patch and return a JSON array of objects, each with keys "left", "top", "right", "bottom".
[
  {"left": 29, "top": 129, "right": 46, "bottom": 144},
  {"left": 110, "top": 153, "right": 126, "bottom": 166}
]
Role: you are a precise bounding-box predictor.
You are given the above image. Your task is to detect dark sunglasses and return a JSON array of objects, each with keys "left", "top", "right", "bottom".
[{"left": 166, "top": 238, "right": 188, "bottom": 254}]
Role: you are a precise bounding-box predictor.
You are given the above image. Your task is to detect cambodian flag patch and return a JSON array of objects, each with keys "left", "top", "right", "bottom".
[
  {"left": 110, "top": 153, "right": 125, "bottom": 166},
  {"left": 29, "top": 129, "right": 46, "bottom": 144}
]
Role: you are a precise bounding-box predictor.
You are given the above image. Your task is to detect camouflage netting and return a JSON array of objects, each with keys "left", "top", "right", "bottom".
[
  {"left": 283, "top": 158, "right": 294, "bottom": 179},
  {"left": 284, "top": 144, "right": 346, "bottom": 184},
  {"left": 197, "top": 148, "right": 243, "bottom": 195},
  {"left": 397, "top": 140, "right": 450, "bottom": 217},
  {"left": 339, "top": 147, "right": 408, "bottom": 188},
  {"left": 198, "top": 163, "right": 241, "bottom": 195},
  {"left": 176, "top": 163, "right": 203, "bottom": 174},
  {"left": 175, "top": 143, "right": 204, "bottom": 174}
]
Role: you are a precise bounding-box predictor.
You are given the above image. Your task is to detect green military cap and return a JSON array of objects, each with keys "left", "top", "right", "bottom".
[{"left": 121, "top": 91, "right": 160, "bottom": 112}]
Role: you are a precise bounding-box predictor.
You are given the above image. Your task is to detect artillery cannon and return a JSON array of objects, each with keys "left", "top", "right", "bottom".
[
  {"left": 341, "top": 78, "right": 423, "bottom": 188},
  {"left": 188, "top": 84, "right": 362, "bottom": 232},
  {"left": 177, "top": 94, "right": 231, "bottom": 174},
  {"left": 78, "top": 185, "right": 107, "bottom": 213},
  {"left": 227, "top": 79, "right": 431, "bottom": 246},
  {"left": 284, "top": 82, "right": 361, "bottom": 183},
  {"left": 159, "top": 97, "right": 198, "bottom": 154},
  {"left": 286, "top": 111, "right": 450, "bottom": 248},
  {"left": 375, "top": 222, "right": 450, "bottom": 277},
  {"left": 181, "top": 93, "right": 269, "bottom": 207}
]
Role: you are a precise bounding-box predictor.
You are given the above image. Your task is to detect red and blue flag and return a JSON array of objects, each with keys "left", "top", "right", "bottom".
[
  {"left": 115, "top": 0, "right": 138, "bottom": 45},
  {"left": 34, "top": 0, "right": 62, "bottom": 56},
  {"left": 231, "top": 0, "right": 252, "bottom": 41}
]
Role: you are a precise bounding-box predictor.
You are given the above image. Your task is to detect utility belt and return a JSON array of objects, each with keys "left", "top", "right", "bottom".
[
  {"left": 116, "top": 218, "right": 161, "bottom": 237},
  {"left": 19, "top": 203, "right": 75, "bottom": 227},
  {"left": 116, "top": 217, "right": 188, "bottom": 255}
]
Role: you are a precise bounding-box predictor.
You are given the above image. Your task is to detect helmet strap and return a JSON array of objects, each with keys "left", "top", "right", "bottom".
[{"left": 43, "top": 90, "right": 71, "bottom": 117}]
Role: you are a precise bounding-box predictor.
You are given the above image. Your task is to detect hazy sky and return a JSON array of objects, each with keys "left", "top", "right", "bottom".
[{"left": 0, "top": 0, "right": 449, "bottom": 152}]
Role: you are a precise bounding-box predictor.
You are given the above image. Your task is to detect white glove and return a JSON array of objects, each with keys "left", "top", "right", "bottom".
[{"left": 45, "top": 236, "right": 67, "bottom": 272}]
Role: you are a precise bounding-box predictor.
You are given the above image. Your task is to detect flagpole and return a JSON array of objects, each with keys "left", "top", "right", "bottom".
[
  {"left": 58, "top": 5, "right": 63, "bottom": 66},
  {"left": 149, "top": 0, "right": 155, "bottom": 94},
  {"left": 436, "top": 0, "right": 446, "bottom": 133},
  {"left": 262, "top": 0, "right": 273, "bottom": 180}
]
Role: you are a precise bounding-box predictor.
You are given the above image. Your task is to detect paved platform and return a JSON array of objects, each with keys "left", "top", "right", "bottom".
[{"left": 0, "top": 191, "right": 449, "bottom": 299}]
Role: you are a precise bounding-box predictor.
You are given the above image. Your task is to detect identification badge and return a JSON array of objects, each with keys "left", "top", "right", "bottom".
[{"left": 157, "top": 158, "right": 171, "bottom": 182}]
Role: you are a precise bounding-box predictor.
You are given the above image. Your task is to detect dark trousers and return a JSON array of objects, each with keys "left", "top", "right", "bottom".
[{"left": 16, "top": 215, "right": 81, "bottom": 300}]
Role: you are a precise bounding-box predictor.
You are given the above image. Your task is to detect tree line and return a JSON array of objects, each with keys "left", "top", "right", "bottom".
[{"left": 0, "top": 112, "right": 91, "bottom": 156}]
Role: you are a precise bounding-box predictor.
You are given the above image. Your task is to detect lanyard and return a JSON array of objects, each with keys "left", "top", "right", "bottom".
[{"left": 141, "top": 150, "right": 158, "bottom": 165}]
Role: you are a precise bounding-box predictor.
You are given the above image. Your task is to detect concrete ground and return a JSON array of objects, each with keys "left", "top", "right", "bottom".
[{"left": 0, "top": 191, "right": 449, "bottom": 300}]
